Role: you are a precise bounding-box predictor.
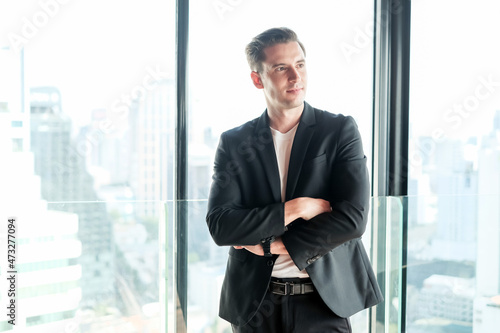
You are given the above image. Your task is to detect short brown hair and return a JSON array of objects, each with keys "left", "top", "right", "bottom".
[{"left": 245, "top": 27, "right": 306, "bottom": 73}]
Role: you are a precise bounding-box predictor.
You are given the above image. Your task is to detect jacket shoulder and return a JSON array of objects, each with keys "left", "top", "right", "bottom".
[
  {"left": 220, "top": 116, "right": 260, "bottom": 141},
  {"left": 309, "top": 108, "right": 359, "bottom": 136},
  {"left": 313, "top": 107, "right": 353, "bottom": 125}
]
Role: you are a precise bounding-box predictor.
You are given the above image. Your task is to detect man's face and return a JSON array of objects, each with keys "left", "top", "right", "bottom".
[{"left": 252, "top": 41, "right": 307, "bottom": 113}]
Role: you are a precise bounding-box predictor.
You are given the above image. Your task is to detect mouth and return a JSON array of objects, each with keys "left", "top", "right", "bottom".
[{"left": 286, "top": 87, "right": 303, "bottom": 94}]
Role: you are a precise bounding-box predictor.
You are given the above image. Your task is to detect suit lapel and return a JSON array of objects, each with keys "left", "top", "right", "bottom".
[
  {"left": 254, "top": 103, "right": 317, "bottom": 203},
  {"left": 285, "top": 103, "right": 316, "bottom": 201},
  {"left": 255, "top": 111, "right": 282, "bottom": 203}
]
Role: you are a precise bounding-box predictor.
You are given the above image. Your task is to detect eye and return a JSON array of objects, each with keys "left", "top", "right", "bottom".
[
  {"left": 297, "top": 63, "right": 305, "bottom": 69},
  {"left": 276, "top": 66, "right": 286, "bottom": 72}
]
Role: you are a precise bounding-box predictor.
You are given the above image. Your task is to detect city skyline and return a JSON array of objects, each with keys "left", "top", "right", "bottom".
[{"left": 1, "top": 0, "right": 500, "bottom": 332}]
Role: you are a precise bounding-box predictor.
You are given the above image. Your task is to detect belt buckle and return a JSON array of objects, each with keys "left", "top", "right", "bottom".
[
  {"left": 273, "top": 281, "right": 287, "bottom": 295},
  {"left": 272, "top": 281, "right": 294, "bottom": 295}
]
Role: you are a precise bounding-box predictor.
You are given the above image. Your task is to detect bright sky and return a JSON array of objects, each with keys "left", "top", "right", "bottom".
[
  {"left": 1, "top": 1, "right": 372, "bottom": 135},
  {"left": 1, "top": 0, "right": 174, "bottom": 127},
  {"left": 410, "top": 0, "right": 500, "bottom": 139},
  {"left": 1, "top": 0, "right": 499, "bottom": 141}
]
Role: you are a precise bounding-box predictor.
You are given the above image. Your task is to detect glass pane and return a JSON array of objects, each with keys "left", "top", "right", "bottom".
[
  {"left": 0, "top": 201, "right": 167, "bottom": 332},
  {"left": 409, "top": 0, "right": 500, "bottom": 331},
  {"left": 371, "top": 196, "right": 405, "bottom": 333},
  {"left": 406, "top": 195, "right": 500, "bottom": 333},
  {"left": 189, "top": 1, "right": 374, "bottom": 331},
  {"left": 186, "top": 199, "right": 229, "bottom": 332},
  {"left": 1, "top": 0, "right": 174, "bottom": 331}
]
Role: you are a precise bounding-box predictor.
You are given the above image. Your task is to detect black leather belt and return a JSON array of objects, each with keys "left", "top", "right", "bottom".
[{"left": 269, "top": 279, "right": 315, "bottom": 296}]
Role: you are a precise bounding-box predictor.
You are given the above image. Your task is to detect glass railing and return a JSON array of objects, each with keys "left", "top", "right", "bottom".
[
  {"left": 177, "top": 198, "right": 376, "bottom": 333},
  {"left": 1, "top": 196, "right": 498, "bottom": 332},
  {"left": 372, "top": 195, "right": 500, "bottom": 333},
  {"left": 0, "top": 200, "right": 168, "bottom": 332},
  {"left": 403, "top": 195, "right": 499, "bottom": 333}
]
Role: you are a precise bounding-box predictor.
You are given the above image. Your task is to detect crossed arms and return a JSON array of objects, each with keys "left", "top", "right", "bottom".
[
  {"left": 206, "top": 115, "right": 370, "bottom": 270},
  {"left": 233, "top": 198, "right": 332, "bottom": 255}
]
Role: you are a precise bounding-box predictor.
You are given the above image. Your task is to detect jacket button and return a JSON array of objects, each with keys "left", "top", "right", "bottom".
[
  {"left": 307, "top": 255, "right": 320, "bottom": 265},
  {"left": 267, "top": 260, "right": 273, "bottom": 266}
]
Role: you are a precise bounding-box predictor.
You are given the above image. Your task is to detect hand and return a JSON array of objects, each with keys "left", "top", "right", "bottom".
[
  {"left": 285, "top": 197, "right": 332, "bottom": 225},
  {"left": 233, "top": 244, "right": 264, "bottom": 256},
  {"left": 233, "top": 237, "right": 288, "bottom": 256}
]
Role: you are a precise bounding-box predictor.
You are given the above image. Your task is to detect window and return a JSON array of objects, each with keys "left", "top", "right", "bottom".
[
  {"left": 407, "top": 0, "right": 500, "bottom": 332},
  {"left": 0, "top": 0, "right": 174, "bottom": 331},
  {"left": 188, "top": 0, "right": 374, "bottom": 331}
]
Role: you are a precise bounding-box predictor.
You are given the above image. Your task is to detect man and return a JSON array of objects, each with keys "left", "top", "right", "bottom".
[{"left": 206, "top": 27, "right": 382, "bottom": 332}]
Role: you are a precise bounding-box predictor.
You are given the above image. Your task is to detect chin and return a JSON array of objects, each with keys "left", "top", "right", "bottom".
[{"left": 288, "top": 98, "right": 305, "bottom": 109}]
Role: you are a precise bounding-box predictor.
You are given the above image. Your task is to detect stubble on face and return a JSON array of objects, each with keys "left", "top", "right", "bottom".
[{"left": 260, "top": 42, "right": 307, "bottom": 115}]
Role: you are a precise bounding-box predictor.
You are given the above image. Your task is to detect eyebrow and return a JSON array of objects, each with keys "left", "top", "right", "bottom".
[{"left": 270, "top": 59, "right": 306, "bottom": 69}]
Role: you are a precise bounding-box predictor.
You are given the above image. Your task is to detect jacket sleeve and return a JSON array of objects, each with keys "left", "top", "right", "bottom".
[
  {"left": 206, "top": 132, "right": 286, "bottom": 246},
  {"left": 282, "top": 116, "right": 370, "bottom": 271}
]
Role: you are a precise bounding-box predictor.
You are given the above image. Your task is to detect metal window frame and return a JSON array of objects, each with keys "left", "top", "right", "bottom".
[
  {"left": 174, "top": 0, "right": 189, "bottom": 332},
  {"left": 173, "top": 0, "right": 412, "bottom": 331},
  {"left": 371, "top": 0, "right": 411, "bottom": 332}
]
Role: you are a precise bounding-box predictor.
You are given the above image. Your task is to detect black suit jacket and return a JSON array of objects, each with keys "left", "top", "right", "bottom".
[{"left": 206, "top": 102, "right": 383, "bottom": 326}]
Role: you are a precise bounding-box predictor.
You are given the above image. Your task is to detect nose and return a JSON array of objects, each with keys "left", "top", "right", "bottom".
[{"left": 289, "top": 67, "right": 301, "bottom": 83}]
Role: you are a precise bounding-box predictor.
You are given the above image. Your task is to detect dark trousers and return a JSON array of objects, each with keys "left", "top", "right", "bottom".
[{"left": 232, "top": 278, "right": 352, "bottom": 333}]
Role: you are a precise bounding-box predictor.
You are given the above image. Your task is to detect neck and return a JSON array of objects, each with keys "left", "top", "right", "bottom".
[{"left": 267, "top": 104, "right": 304, "bottom": 133}]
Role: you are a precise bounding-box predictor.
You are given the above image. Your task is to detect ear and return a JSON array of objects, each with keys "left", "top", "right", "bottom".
[{"left": 250, "top": 71, "right": 264, "bottom": 89}]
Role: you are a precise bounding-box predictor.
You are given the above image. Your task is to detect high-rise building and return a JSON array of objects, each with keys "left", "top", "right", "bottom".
[
  {"left": 0, "top": 48, "right": 82, "bottom": 330},
  {"left": 473, "top": 297, "right": 500, "bottom": 333},
  {"left": 476, "top": 110, "right": 500, "bottom": 296},
  {"left": 430, "top": 140, "right": 478, "bottom": 262},
  {"left": 417, "top": 274, "right": 474, "bottom": 323},
  {"left": 0, "top": 145, "right": 83, "bottom": 332},
  {"left": 78, "top": 108, "right": 134, "bottom": 188},
  {"left": 472, "top": 110, "right": 500, "bottom": 332},
  {"left": 29, "top": 86, "right": 115, "bottom": 308},
  {"left": 132, "top": 79, "right": 175, "bottom": 219},
  {"left": 76, "top": 108, "right": 136, "bottom": 221}
]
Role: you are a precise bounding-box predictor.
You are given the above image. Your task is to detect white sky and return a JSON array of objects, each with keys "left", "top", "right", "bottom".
[
  {"left": 1, "top": 0, "right": 174, "bottom": 126},
  {"left": 410, "top": 0, "right": 500, "bottom": 139},
  {"left": 1, "top": 0, "right": 499, "bottom": 142}
]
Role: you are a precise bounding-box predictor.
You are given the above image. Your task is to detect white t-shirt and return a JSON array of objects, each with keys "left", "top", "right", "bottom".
[{"left": 269, "top": 124, "right": 309, "bottom": 278}]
